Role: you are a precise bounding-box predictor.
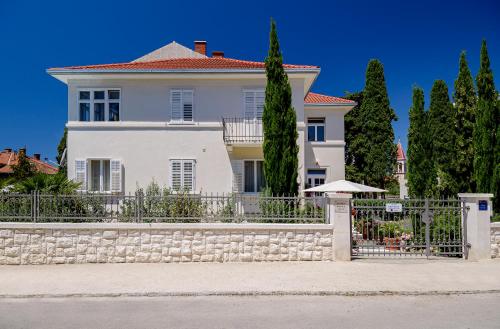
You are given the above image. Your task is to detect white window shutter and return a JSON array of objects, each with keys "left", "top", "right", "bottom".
[
  {"left": 182, "top": 90, "right": 193, "bottom": 122},
  {"left": 231, "top": 160, "right": 243, "bottom": 192},
  {"left": 255, "top": 91, "right": 265, "bottom": 119},
  {"left": 110, "top": 159, "right": 122, "bottom": 193},
  {"left": 170, "top": 160, "right": 182, "bottom": 190},
  {"left": 244, "top": 91, "right": 255, "bottom": 119},
  {"left": 183, "top": 160, "right": 195, "bottom": 191},
  {"left": 75, "top": 159, "right": 87, "bottom": 191},
  {"left": 171, "top": 90, "right": 182, "bottom": 121}
]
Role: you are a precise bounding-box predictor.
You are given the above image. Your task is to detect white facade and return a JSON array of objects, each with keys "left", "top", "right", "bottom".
[{"left": 50, "top": 41, "right": 355, "bottom": 194}]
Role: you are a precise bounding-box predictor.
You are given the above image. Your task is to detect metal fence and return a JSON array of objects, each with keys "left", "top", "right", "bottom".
[
  {"left": 0, "top": 191, "right": 327, "bottom": 224},
  {"left": 351, "top": 198, "right": 466, "bottom": 258}
]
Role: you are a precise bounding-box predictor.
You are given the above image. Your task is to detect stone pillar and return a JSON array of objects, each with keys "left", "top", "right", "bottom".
[
  {"left": 328, "top": 192, "right": 352, "bottom": 261},
  {"left": 458, "top": 193, "right": 493, "bottom": 261}
]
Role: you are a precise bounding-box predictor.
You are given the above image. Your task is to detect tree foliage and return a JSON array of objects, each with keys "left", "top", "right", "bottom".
[
  {"left": 56, "top": 128, "right": 67, "bottom": 174},
  {"left": 13, "top": 173, "right": 80, "bottom": 194},
  {"left": 357, "top": 59, "right": 397, "bottom": 188},
  {"left": 262, "top": 19, "right": 299, "bottom": 195},
  {"left": 344, "top": 91, "right": 365, "bottom": 183},
  {"left": 428, "top": 80, "right": 458, "bottom": 197},
  {"left": 407, "top": 87, "right": 434, "bottom": 197},
  {"left": 474, "top": 41, "right": 498, "bottom": 194},
  {"left": 11, "top": 149, "right": 35, "bottom": 181},
  {"left": 453, "top": 51, "right": 476, "bottom": 193}
]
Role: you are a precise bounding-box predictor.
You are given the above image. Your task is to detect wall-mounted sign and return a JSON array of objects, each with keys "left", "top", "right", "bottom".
[
  {"left": 335, "top": 200, "right": 349, "bottom": 213},
  {"left": 386, "top": 203, "right": 403, "bottom": 213},
  {"left": 478, "top": 200, "right": 488, "bottom": 211}
]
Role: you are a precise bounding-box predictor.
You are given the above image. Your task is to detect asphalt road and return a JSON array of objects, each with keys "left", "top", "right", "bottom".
[{"left": 1, "top": 294, "right": 499, "bottom": 329}]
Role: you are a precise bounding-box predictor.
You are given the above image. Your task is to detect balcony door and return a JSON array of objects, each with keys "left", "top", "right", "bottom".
[{"left": 244, "top": 90, "right": 265, "bottom": 138}]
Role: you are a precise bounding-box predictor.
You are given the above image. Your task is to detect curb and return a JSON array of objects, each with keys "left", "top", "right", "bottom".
[{"left": 1, "top": 289, "right": 500, "bottom": 299}]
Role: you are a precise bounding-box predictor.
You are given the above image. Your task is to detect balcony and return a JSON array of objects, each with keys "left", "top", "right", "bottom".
[{"left": 222, "top": 117, "right": 263, "bottom": 145}]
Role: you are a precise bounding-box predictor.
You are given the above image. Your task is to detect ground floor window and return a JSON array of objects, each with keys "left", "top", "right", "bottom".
[
  {"left": 170, "top": 159, "right": 196, "bottom": 191},
  {"left": 89, "top": 160, "right": 110, "bottom": 192},
  {"left": 244, "top": 160, "right": 265, "bottom": 193},
  {"left": 74, "top": 159, "right": 122, "bottom": 193},
  {"left": 307, "top": 169, "right": 326, "bottom": 188}
]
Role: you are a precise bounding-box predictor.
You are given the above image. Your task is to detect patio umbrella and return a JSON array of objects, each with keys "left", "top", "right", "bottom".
[{"left": 303, "top": 180, "right": 386, "bottom": 193}]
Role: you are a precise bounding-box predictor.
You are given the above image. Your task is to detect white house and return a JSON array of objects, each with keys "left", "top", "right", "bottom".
[{"left": 48, "top": 40, "right": 355, "bottom": 194}]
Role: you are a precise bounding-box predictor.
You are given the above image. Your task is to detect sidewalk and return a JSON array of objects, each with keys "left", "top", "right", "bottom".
[{"left": 1, "top": 259, "right": 500, "bottom": 298}]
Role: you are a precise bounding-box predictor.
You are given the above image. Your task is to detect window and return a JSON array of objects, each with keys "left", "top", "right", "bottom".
[
  {"left": 244, "top": 90, "right": 265, "bottom": 119},
  {"left": 307, "top": 169, "right": 326, "bottom": 188},
  {"left": 244, "top": 160, "right": 265, "bottom": 193},
  {"left": 74, "top": 159, "right": 121, "bottom": 193},
  {"left": 307, "top": 118, "right": 325, "bottom": 142},
  {"left": 171, "top": 90, "right": 194, "bottom": 123},
  {"left": 170, "top": 159, "right": 196, "bottom": 191},
  {"left": 78, "top": 89, "right": 120, "bottom": 122}
]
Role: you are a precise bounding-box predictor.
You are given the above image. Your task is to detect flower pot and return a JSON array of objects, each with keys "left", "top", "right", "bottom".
[{"left": 383, "top": 237, "right": 400, "bottom": 251}]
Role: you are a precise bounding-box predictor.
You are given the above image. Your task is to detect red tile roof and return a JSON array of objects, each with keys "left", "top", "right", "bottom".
[
  {"left": 0, "top": 150, "right": 58, "bottom": 175},
  {"left": 397, "top": 141, "right": 406, "bottom": 161},
  {"left": 304, "top": 92, "right": 355, "bottom": 105},
  {"left": 48, "top": 57, "right": 319, "bottom": 72}
]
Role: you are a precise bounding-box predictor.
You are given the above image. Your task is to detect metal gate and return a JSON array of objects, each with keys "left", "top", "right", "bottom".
[{"left": 351, "top": 199, "right": 467, "bottom": 258}]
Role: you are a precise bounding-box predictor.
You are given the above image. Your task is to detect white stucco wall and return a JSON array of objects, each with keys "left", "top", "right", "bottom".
[{"left": 65, "top": 76, "right": 347, "bottom": 194}]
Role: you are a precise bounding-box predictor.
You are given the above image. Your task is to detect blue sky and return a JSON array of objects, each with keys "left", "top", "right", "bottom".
[{"left": 0, "top": 0, "right": 498, "bottom": 162}]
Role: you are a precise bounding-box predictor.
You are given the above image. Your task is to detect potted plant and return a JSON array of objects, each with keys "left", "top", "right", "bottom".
[{"left": 380, "top": 222, "right": 403, "bottom": 251}]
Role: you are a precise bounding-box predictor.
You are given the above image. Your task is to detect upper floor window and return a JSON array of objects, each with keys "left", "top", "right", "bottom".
[
  {"left": 171, "top": 89, "right": 194, "bottom": 123},
  {"left": 307, "top": 118, "right": 325, "bottom": 142},
  {"left": 244, "top": 90, "right": 265, "bottom": 119},
  {"left": 78, "top": 89, "right": 121, "bottom": 122},
  {"left": 170, "top": 159, "right": 196, "bottom": 191}
]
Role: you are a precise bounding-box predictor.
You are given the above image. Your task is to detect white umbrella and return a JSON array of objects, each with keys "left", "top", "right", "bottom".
[{"left": 303, "top": 180, "right": 386, "bottom": 193}]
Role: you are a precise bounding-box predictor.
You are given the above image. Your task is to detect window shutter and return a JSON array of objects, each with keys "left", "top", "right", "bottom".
[
  {"left": 183, "top": 160, "right": 195, "bottom": 191},
  {"left": 231, "top": 160, "right": 243, "bottom": 192},
  {"left": 170, "top": 160, "right": 182, "bottom": 190},
  {"left": 171, "top": 90, "right": 182, "bottom": 121},
  {"left": 255, "top": 91, "right": 265, "bottom": 119},
  {"left": 110, "top": 159, "right": 122, "bottom": 193},
  {"left": 244, "top": 91, "right": 255, "bottom": 119},
  {"left": 182, "top": 90, "right": 193, "bottom": 122},
  {"left": 75, "top": 159, "right": 87, "bottom": 191}
]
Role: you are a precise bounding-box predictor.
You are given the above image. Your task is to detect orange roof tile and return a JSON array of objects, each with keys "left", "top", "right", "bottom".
[
  {"left": 397, "top": 141, "right": 406, "bottom": 161},
  {"left": 0, "top": 150, "right": 58, "bottom": 175},
  {"left": 48, "top": 57, "right": 319, "bottom": 72},
  {"left": 305, "top": 92, "right": 355, "bottom": 105}
]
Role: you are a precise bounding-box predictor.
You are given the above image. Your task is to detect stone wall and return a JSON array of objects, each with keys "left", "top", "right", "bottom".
[
  {"left": 0, "top": 223, "right": 334, "bottom": 265},
  {"left": 491, "top": 223, "right": 500, "bottom": 258}
]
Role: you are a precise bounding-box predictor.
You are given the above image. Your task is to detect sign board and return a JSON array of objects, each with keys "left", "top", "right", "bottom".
[
  {"left": 334, "top": 200, "right": 349, "bottom": 213},
  {"left": 478, "top": 200, "right": 488, "bottom": 211},
  {"left": 386, "top": 203, "right": 403, "bottom": 213}
]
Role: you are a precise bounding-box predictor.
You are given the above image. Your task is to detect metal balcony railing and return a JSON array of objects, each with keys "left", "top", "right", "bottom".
[{"left": 222, "top": 117, "right": 263, "bottom": 144}]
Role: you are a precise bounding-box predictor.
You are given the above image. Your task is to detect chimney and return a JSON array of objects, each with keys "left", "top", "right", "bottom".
[
  {"left": 19, "top": 148, "right": 26, "bottom": 156},
  {"left": 34, "top": 153, "right": 41, "bottom": 161},
  {"left": 212, "top": 51, "right": 224, "bottom": 58},
  {"left": 4, "top": 148, "right": 12, "bottom": 152},
  {"left": 194, "top": 41, "right": 207, "bottom": 56}
]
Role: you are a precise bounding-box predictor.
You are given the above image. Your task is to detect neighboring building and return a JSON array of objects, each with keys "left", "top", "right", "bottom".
[
  {"left": 47, "top": 40, "right": 355, "bottom": 194},
  {"left": 395, "top": 140, "right": 408, "bottom": 199},
  {"left": 0, "top": 148, "right": 58, "bottom": 178}
]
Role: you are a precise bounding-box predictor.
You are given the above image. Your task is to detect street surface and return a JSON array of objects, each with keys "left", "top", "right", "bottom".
[{"left": 1, "top": 294, "right": 499, "bottom": 329}]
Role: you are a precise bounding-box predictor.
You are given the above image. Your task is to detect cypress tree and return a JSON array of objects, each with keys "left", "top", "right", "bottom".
[
  {"left": 344, "top": 91, "right": 365, "bottom": 183},
  {"left": 56, "top": 128, "right": 68, "bottom": 175},
  {"left": 358, "top": 59, "right": 397, "bottom": 188},
  {"left": 453, "top": 51, "right": 476, "bottom": 193},
  {"left": 262, "top": 19, "right": 299, "bottom": 195},
  {"left": 407, "top": 87, "right": 432, "bottom": 197},
  {"left": 428, "top": 80, "right": 458, "bottom": 197},
  {"left": 474, "top": 40, "right": 497, "bottom": 198}
]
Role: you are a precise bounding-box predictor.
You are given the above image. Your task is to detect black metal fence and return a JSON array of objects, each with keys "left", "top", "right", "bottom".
[
  {"left": 222, "top": 117, "right": 263, "bottom": 144},
  {"left": 351, "top": 198, "right": 467, "bottom": 258},
  {"left": 0, "top": 192, "right": 327, "bottom": 224}
]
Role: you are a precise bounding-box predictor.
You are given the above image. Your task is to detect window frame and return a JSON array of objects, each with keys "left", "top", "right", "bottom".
[
  {"left": 88, "top": 158, "right": 112, "bottom": 193},
  {"left": 243, "top": 159, "right": 265, "bottom": 193},
  {"left": 169, "top": 159, "right": 196, "bottom": 191},
  {"left": 77, "top": 88, "right": 121, "bottom": 122},
  {"left": 306, "top": 168, "right": 327, "bottom": 189},
  {"left": 170, "top": 89, "right": 194, "bottom": 124},
  {"left": 307, "top": 117, "right": 326, "bottom": 142},
  {"left": 243, "top": 89, "right": 265, "bottom": 120}
]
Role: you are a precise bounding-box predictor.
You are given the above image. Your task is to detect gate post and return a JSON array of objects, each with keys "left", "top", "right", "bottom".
[
  {"left": 328, "top": 193, "right": 352, "bottom": 261},
  {"left": 458, "top": 193, "right": 493, "bottom": 261}
]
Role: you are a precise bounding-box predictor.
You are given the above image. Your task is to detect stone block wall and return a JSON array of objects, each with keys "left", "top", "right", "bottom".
[
  {"left": 0, "top": 223, "right": 334, "bottom": 265},
  {"left": 491, "top": 223, "right": 500, "bottom": 258}
]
